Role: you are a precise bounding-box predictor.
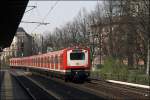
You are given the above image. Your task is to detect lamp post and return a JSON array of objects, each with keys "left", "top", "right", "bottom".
[{"left": 146, "top": 40, "right": 149, "bottom": 75}]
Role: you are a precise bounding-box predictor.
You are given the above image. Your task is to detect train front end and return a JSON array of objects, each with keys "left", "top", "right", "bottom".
[{"left": 65, "top": 47, "right": 91, "bottom": 82}]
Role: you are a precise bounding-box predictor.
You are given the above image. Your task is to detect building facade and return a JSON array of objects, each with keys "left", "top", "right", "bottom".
[
  {"left": 0, "top": 27, "right": 33, "bottom": 63},
  {"left": 15, "top": 27, "right": 33, "bottom": 57}
]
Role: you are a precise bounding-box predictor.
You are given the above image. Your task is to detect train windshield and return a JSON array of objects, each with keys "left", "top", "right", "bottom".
[{"left": 70, "top": 52, "right": 85, "bottom": 60}]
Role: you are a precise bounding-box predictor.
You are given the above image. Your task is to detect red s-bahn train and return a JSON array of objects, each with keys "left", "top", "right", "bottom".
[{"left": 9, "top": 47, "right": 91, "bottom": 82}]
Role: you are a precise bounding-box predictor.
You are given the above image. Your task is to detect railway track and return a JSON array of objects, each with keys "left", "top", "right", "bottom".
[
  {"left": 38, "top": 73, "right": 149, "bottom": 100},
  {"left": 28, "top": 73, "right": 105, "bottom": 100},
  {"left": 28, "top": 72, "right": 145, "bottom": 100},
  {"left": 10, "top": 69, "right": 150, "bottom": 100},
  {"left": 34, "top": 73, "right": 149, "bottom": 100},
  {"left": 10, "top": 70, "right": 105, "bottom": 100},
  {"left": 84, "top": 78, "right": 150, "bottom": 99},
  {"left": 91, "top": 78, "right": 149, "bottom": 94},
  {"left": 10, "top": 70, "right": 58, "bottom": 100}
]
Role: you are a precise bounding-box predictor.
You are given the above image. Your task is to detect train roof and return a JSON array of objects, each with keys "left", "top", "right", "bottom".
[{"left": 9, "top": 47, "right": 90, "bottom": 60}]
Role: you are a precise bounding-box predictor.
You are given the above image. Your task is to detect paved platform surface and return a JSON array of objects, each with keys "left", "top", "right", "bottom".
[{"left": 0, "top": 70, "right": 31, "bottom": 100}]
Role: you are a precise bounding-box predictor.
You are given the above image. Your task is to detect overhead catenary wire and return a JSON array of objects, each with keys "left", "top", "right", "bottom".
[
  {"left": 25, "top": 6, "right": 37, "bottom": 13},
  {"left": 42, "top": 0, "right": 60, "bottom": 22},
  {"left": 35, "top": 2, "right": 42, "bottom": 19},
  {"left": 21, "top": 21, "right": 50, "bottom": 25},
  {"left": 31, "top": 24, "right": 41, "bottom": 33},
  {"left": 32, "top": 0, "right": 60, "bottom": 33}
]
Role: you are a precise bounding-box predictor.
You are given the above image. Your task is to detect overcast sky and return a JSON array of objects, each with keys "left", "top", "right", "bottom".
[{"left": 19, "top": 1, "right": 98, "bottom": 35}]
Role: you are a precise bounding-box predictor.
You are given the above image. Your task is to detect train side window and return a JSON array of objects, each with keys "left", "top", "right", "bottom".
[
  {"left": 31, "top": 58, "right": 33, "bottom": 66},
  {"left": 49, "top": 56, "right": 51, "bottom": 64},
  {"left": 47, "top": 57, "right": 48, "bottom": 64},
  {"left": 48, "top": 56, "right": 50, "bottom": 64},
  {"left": 55, "top": 55, "right": 58, "bottom": 64},
  {"left": 47, "top": 56, "right": 48, "bottom": 63},
  {"left": 51, "top": 56, "right": 54, "bottom": 64},
  {"left": 41, "top": 57, "right": 43, "bottom": 63},
  {"left": 38, "top": 57, "right": 39, "bottom": 65},
  {"left": 39, "top": 57, "right": 40, "bottom": 64},
  {"left": 43, "top": 57, "right": 45, "bottom": 64},
  {"left": 58, "top": 56, "right": 60, "bottom": 64},
  {"left": 60, "top": 54, "right": 63, "bottom": 64},
  {"left": 42, "top": 57, "right": 44, "bottom": 64},
  {"left": 47, "top": 56, "right": 49, "bottom": 64},
  {"left": 44, "top": 56, "right": 47, "bottom": 64},
  {"left": 45, "top": 56, "right": 47, "bottom": 64},
  {"left": 33, "top": 58, "right": 34, "bottom": 65},
  {"left": 42, "top": 57, "right": 45, "bottom": 65},
  {"left": 34, "top": 58, "right": 36, "bottom": 66},
  {"left": 35, "top": 58, "right": 37, "bottom": 65},
  {"left": 34, "top": 58, "right": 35, "bottom": 66},
  {"left": 36, "top": 58, "right": 38, "bottom": 65},
  {"left": 37, "top": 58, "right": 38, "bottom": 65},
  {"left": 32, "top": 58, "right": 33, "bottom": 65}
]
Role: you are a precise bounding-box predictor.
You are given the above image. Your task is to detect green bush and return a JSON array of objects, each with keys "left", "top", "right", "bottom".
[
  {"left": 127, "top": 73, "right": 150, "bottom": 85},
  {"left": 100, "top": 57, "right": 128, "bottom": 77},
  {"left": 91, "top": 57, "right": 149, "bottom": 85}
]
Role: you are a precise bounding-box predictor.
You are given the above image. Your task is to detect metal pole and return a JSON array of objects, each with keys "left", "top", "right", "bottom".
[
  {"left": 146, "top": 40, "right": 149, "bottom": 75},
  {"left": 41, "top": 35, "right": 43, "bottom": 53}
]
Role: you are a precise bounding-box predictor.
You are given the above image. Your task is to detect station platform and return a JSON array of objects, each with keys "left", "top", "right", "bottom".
[{"left": 0, "top": 70, "right": 31, "bottom": 100}]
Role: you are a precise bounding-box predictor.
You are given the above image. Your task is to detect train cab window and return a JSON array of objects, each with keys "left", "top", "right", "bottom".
[{"left": 70, "top": 52, "right": 85, "bottom": 60}]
